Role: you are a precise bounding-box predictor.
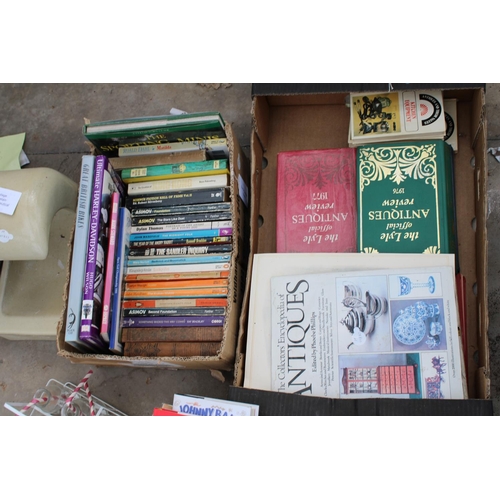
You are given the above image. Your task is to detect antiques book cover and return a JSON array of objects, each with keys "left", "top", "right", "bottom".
[
  {"left": 357, "top": 140, "right": 456, "bottom": 254},
  {"left": 276, "top": 148, "right": 357, "bottom": 253},
  {"left": 270, "top": 266, "right": 466, "bottom": 399}
]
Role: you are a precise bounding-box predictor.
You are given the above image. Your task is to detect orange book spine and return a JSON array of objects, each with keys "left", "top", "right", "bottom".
[
  {"left": 123, "top": 287, "right": 228, "bottom": 298},
  {"left": 125, "top": 278, "right": 229, "bottom": 290},
  {"left": 122, "top": 298, "right": 228, "bottom": 309},
  {"left": 125, "top": 270, "right": 230, "bottom": 281}
]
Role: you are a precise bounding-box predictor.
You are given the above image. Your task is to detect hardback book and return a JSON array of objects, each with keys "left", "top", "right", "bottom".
[
  {"left": 130, "top": 201, "right": 231, "bottom": 217},
  {"left": 83, "top": 111, "right": 226, "bottom": 157},
  {"left": 244, "top": 252, "right": 457, "bottom": 393},
  {"left": 444, "top": 99, "right": 458, "bottom": 152},
  {"left": 128, "top": 244, "right": 232, "bottom": 258},
  {"left": 80, "top": 155, "right": 118, "bottom": 350},
  {"left": 357, "top": 140, "right": 457, "bottom": 255},
  {"left": 118, "top": 138, "right": 229, "bottom": 160},
  {"left": 127, "top": 173, "right": 229, "bottom": 196},
  {"left": 276, "top": 148, "right": 357, "bottom": 253},
  {"left": 123, "top": 307, "right": 226, "bottom": 318},
  {"left": 124, "top": 270, "right": 230, "bottom": 282},
  {"left": 129, "top": 227, "right": 232, "bottom": 243},
  {"left": 64, "top": 155, "right": 97, "bottom": 352},
  {"left": 269, "top": 266, "right": 465, "bottom": 399},
  {"left": 130, "top": 220, "right": 232, "bottom": 235},
  {"left": 108, "top": 206, "right": 132, "bottom": 355},
  {"left": 126, "top": 187, "right": 229, "bottom": 208},
  {"left": 124, "top": 341, "right": 222, "bottom": 357},
  {"left": 121, "top": 159, "right": 228, "bottom": 183},
  {"left": 129, "top": 236, "right": 232, "bottom": 249},
  {"left": 122, "top": 298, "right": 228, "bottom": 309},
  {"left": 100, "top": 191, "right": 121, "bottom": 344},
  {"left": 122, "top": 315, "right": 225, "bottom": 328},
  {"left": 172, "top": 394, "right": 259, "bottom": 416},
  {"left": 110, "top": 150, "right": 207, "bottom": 171},
  {"left": 349, "top": 90, "right": 446, "bottom": 146}
]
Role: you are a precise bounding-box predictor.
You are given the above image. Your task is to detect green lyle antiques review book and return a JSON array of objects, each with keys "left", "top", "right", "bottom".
[{"left": 357, "top": 140, "right": 457, "bottom": 255}]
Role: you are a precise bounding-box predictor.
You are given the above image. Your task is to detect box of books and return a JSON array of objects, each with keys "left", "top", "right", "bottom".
[
  {"left": 56, "top": 119, "right": 250, "bottom": 371},
  {"left": 230, "top": 84, "right": 493, "bottom": 415}
]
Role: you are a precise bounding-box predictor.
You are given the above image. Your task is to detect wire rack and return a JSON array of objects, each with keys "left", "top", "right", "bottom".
[{"left": 4, "top": 378, "right": 127, "bottom": 416}]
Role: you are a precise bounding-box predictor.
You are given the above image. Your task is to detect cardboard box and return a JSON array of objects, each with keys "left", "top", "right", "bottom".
[
  {"left": 230, "top": 84, "right": 493, "bottom": 415},
  {"left": 56, "top": 123, "right": 250, "bottom": 371}
]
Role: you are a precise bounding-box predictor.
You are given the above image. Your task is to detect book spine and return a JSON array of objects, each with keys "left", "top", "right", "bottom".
[
  {"left": 126, "top": 261, "right": 230, "bottom": 276},
  {"left": 121, "top": 159, "right": 228, "bottom": 182},
  {"left": 108, "top": 207, "right": 131, "bottom": 355},
  {"left": 124, "top": 341, "right": 221, "bottom": 357},
  {"left": 132, "top": 211, "right": 232, "bottom": 226},
  {"left": 123, "top": 316, "right": 224, "bottom": 328},
  {"left": 122, "top": 298, "right": 228, "bottom": 309},
  {"left": 123, "top": 307, "right": 226, "bottom": 317},
  {"left": 118, "top": 138, "right": 228, "bottom": 158},
  {"left": 122, "top": 326, "right": 224, "bottom": 342},
  {"left": 127, "top": 254, "right": 231, "bottom": 267},
  {"left": 126, "top": 187, "right": 228, "bottom": 208},
  {"left": 129, "top": 236, "right": 232, "bottom": 249},
  {"left": 127, "top": 173, "right": 228, "bottom": 196},
  {"left": 64, "top": 155, "right": 96, "bottom": 352},
  {"left": 122, "top": 287, "right": 228, "bottom": 299},
  {"left": 128, "top": 244, "right": 232, "bottom": 257},
  {"left": 125, "top": 278, "right": 229, "bottom": 290},
  {"left": 80, "top": 155, "right": 110, "bottom": 349},
  {"left": 131, "top": 201, "right": 231, "bottom": 217},
  {"left": 100, "top": 191, "right": 121, "bottom": 344},
  {"left": 130, "top": 220, "right": 231, "bottom": 235},
  {"left": 125, "top": 270, "right": 230, "bottom": 282},
  {"left": 129, "top": 228, "right": 232, "bottom": 242}
]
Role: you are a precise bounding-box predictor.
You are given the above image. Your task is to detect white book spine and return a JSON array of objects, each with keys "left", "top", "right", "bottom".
[
  {"left": 127, "top": 173, "right": 228, "bottom": 196},
  {"left": 126, "top": 261, "right": 230, "bottom": 276},
  {"left": 64, "top": 156, "right": 96, "bottom": 351},
  {"left": 118, "top": 138, "right": 228, "bottom": 157}
]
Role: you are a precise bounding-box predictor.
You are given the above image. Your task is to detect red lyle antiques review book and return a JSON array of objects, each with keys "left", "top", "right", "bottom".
[{"left": 276, "top": 148, "right": 357, "bottom": 253}]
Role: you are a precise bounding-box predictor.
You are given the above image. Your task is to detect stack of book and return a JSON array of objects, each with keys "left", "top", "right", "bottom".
[{"left": 65, "top": 111, "right": 236, "bottom": 358}]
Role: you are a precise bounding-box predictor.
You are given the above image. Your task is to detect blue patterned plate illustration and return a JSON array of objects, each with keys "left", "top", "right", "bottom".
[{"left": 393, "top": 313, "right": 426, "bottom": 345}]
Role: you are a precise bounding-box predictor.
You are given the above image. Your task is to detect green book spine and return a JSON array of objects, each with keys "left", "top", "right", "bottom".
[
  {"left": 121, "top": 159, "right": 228, "bottom": 183},
  {"left": 357, "top": 140, "right": 456, "bottom": 255}
]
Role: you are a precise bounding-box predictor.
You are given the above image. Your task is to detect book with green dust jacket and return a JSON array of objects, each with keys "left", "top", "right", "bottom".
[{"left": 357, "top": 140, "right": 457, "bottom": 255}]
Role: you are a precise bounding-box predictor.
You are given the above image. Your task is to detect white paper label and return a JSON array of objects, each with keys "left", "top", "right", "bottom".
[
  {"left": 0, "top": 186, "right": 22, "bottom": 216},
  {"left": 238, "top": 173, "right": 249, "bottom": 208}
]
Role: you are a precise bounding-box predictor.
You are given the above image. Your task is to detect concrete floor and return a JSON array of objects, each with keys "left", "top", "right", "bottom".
[{"left": 0, "top": 83, "right": 499, "bottom": 416}]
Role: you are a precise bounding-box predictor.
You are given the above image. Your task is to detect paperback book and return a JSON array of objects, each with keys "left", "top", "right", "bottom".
[
  {"left": 122, "top": 316, "right": 225, "bottom": 328},
  {"left": 122, "top": 326, "right": 224, "bottom": 342},
  {"left": 131, "top": 211, "right": 232, "bottom": 226},
  {"left": 129, "top": 227, "right": 232, "bottom": 242},
  {"left": 126, "top": 187, "right": 229, "bottom": 208},
  {"left": 130, "top": 201, "right": 231, "bottom": 217},
  {"left": 121, "top": 159, "right": 228, "bottom": 183},
  {"left": 129, "top": 236, "right": 232, "bottom": 249},
  {"left": 128, "top": 244, "right": 232, "bottom": 258},
  {"left": 108, "top": 206, "right": 131, "bottom": 354},
  {"left": 118, "top": 138, "right": 229, "bottom": 160},
  {"left": 276, "top": 148, "right": 357, "bottom": 253},
  {"left": 130, "top": 220, "right": 231, "bottom": 235},
  {"left": 270, "top": 266, "right": 465, "bottom": 399},
  {"left": 172, "top": 394, "right": 259, "bottom": 416},
  {"left": 122, "top": 298, "right": 228, "bottom": 309},
  {"left": 127, "top": 173, "right": 228, "bottom": 196},
  {"left": 349, "top": 90, "right": 446, "bottom": 146}
]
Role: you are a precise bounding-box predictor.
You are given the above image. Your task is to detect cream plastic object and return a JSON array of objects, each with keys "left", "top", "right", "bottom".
[
  {"left": 0, "top": 168, "right": 78, "bottom": 340},
  {"left": 0, "top": 168, "right": 78, "bottom": 261}
]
